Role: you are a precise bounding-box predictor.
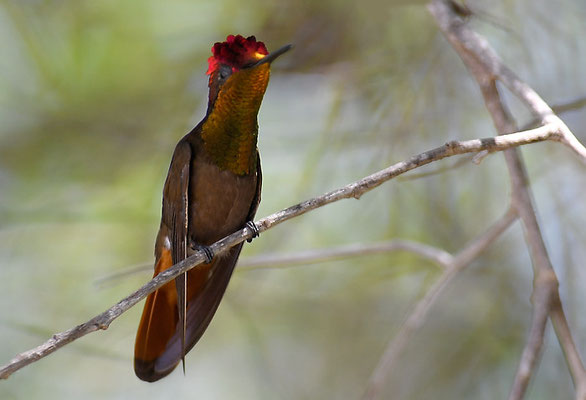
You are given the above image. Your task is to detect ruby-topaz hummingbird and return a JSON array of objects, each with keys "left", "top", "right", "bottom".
[{"left": 134, "top": 35, "right": 291, "bottom": 382}]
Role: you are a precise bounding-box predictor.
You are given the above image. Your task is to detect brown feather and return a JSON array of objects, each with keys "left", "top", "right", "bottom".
[
  {"left": 134, "top": 248, "right": 178, "bottom": 381},
  {"left": 133, "top": 131, "right": 261, "bottom": 381},
  {"left": 133, "top": 32, "right": 288, "bottom": 382}
]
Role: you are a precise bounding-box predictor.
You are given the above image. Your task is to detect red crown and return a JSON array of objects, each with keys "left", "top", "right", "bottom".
[{"left": 206, "top": 35, "right": 269, "bottom": 75}]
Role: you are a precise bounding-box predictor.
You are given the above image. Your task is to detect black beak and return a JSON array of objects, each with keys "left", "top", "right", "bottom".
[{"left": 250, "top": 44, "right": 293, "bottom": 68}]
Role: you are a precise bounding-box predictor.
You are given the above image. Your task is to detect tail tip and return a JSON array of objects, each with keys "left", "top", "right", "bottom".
[{"left": 134, "top": 358, "right": 176, "bottom": 382}]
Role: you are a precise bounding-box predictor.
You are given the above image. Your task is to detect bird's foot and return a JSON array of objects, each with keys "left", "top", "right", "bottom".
[
  {"left": 245, "top": 221, "right": 259, "bottom": 243},
  {"left": 190, "top": 240, "right": 214, "bottom": 263},
  {"left": 199, "top": 246, "right": 214, "bottom": 263}
]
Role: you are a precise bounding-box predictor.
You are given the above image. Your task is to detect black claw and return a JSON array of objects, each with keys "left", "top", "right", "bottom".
[
  {"left": 191, "top": 240, "right": 214, "bottom": 263},
  {"left": 189, "top": 240, "right": 215, "bottom": 264},
  {"left": 201, "top": 246, "right": 214, "bottom": 263},
  {"left": 245, "top": 221, "right": 259, "bottom": 243}
]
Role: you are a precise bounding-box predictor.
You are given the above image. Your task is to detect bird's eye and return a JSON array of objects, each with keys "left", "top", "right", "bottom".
[{"left": 219, "top": 65, "right": 232, "bottom": 80}]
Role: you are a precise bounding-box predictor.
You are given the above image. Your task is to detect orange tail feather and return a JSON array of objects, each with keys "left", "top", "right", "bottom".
[{"left": 134, "top": 248, "right": 214, "bottom": 381}]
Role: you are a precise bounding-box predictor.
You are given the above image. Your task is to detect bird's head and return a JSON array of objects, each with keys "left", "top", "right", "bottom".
[{"left": 205, "top": 35, "right": 292, "bottom": 115}]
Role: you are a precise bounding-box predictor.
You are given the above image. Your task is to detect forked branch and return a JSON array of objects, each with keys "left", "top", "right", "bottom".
[
  {"left": 0, "top": 123, "right": 570, "bottom": 380},
  {"left": 428, "top": 1, "right": 586, "bottom": 399}
]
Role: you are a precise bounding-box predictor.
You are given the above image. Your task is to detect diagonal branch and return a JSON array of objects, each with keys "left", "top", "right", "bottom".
[
  {"left": 0, "top": 124, "right": 566, "bottom": 380},
  {"left": 508, "top": 279, "right": 554, "bottom": 400},
  {"left": 550, "top": 295, "right": 586, "bottom": 398}
]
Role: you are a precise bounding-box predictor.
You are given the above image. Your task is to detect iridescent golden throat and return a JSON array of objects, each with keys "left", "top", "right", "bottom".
[{"left": 201, "top": 64, "right": 271, "bottom": 176}]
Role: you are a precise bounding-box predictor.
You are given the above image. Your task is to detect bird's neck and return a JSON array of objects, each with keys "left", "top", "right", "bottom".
[
  {"left": 200, "top": 108, "right": 259, "bottom": 176},
  {"left": 200, "top": 66, "right": 269, "bottom": 176}
]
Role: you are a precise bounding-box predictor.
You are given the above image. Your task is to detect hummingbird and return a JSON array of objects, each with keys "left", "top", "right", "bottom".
[{"left": 134, "top": 35, "right": 292, "bottom": 382}]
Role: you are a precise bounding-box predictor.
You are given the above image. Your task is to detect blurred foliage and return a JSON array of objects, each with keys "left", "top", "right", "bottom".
[{"left": 1, "top": 0, "right": 586, "bottom": 399}]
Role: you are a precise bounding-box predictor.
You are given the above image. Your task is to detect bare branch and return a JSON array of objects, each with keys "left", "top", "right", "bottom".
[
  {"left": 551, "top": 96, "right": 586, "bottom": 115},
  {"left": 362, "top": 208, "right": 518, "bottom": 400},
  {"left": 522, "top": 96, "right": 586, "bottom": 130},
  {"left": 550, "top": 295, "right": 586, "bottom": 399},
  {"left": 399, "top": 155, "right": 475, "bottom": 181},
  {"left": 508, "top": 281, "right": 554, "bottom": 400},
  {"left": 0, "top": 124, "right": 562, "bottom": 379},
  {"left": 429, "top": 0, "right": 586, "bottom": 164},
  {"left": 237, "top": 240, "right": 453, "bottom": 271},
  {"left": 428, "top": 1, "right": 586, "bottom": 399},
  {"left": 94, "top": 263, "right": 151, "bottom": 288},
  {"left": 557, "top": 125, "right": 586, "bottom": 162},
  {"left": 0, "top": 252, "right": 214, "bottom": 379},
  {"left": 403, "top": 95, "right": 586, "bottom": 182},
  {"left": 97, "top": 239, "right": 453, "bottom": 285}
]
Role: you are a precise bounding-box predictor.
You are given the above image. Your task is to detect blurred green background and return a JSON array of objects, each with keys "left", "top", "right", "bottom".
[{"left": 1, "top": 0, "right": 585, "bottom": 399}]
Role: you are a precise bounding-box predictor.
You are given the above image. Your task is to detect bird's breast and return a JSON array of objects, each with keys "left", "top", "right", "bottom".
[{"left": 189, "top": 156, "right": 257, "bottom": 245}]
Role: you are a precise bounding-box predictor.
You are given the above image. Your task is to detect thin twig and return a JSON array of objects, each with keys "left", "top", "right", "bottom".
[
  {"left": 507, "top": 282, "right": 553, "bottom": 400},
  {"left": 237, "top": 240, "right": 454, "bottom": 271},
  {"left": 94, "top": 263, "right": 152, "bottom": 288},
  {"left": 399, "top": 155, "right": 474, "bottom": 181},
  {"left": 522, "top": 96, "right": 586, "bottom": 130},
  {"left": 361, "top": 208, "right": 517, "bottom": 400},
  {"left": 550, "top": 295, "right": 586, "bottom": 399},
  {"left": 95, "top": 240, "right": 453, "bottom": 286},
  {"left": 0, "top": 125, "right": 563, "bottom": 379}
]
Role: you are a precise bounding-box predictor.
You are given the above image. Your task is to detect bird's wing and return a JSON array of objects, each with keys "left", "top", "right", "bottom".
[
  {"left": 157, "top": 150, "right": 263, "bottom": 367},
  {"left": 247, "top": 151, "right": 262, "bottom": 220},
  {"left": 134, "top": 140, "right": 192, "bottom": 382},
  {"left": 135, "top": 147, "right": 262, "bottom": 382}
]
